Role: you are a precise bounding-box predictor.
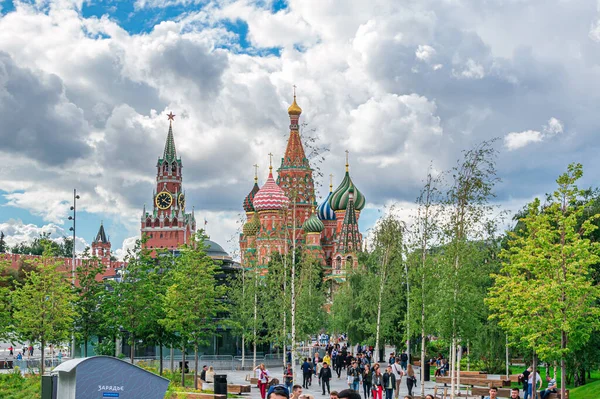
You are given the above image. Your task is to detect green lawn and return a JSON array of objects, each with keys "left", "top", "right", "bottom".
[{"left": 570, "top": 379, "right": 600, "bottom": 399}]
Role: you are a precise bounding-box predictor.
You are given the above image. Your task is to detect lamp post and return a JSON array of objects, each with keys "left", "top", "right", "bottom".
[{"left": 68, "top": 189, "right": 80, "bottom": 358}]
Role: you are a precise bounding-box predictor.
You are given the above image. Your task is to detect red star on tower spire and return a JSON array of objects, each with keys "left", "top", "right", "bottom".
[{"left": 167, "top": 112, "right": 176, "bottom": 121}]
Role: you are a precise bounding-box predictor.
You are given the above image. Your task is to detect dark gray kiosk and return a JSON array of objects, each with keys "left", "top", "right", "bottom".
[{"left": 51, "top": 356, "right": 170, "bottom": 399}]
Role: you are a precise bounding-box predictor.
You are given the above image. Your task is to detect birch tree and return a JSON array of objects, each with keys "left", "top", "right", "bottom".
[
  {"left": 487, "top": 163, "right": 600, "bottom": 399},
  {"left": 437, "top": 140, "right": 501, "bottom": 398},
  {"left": 11, "top": 251, "right": 77, "bottom": 374},
  {"left": 372, "top": 211, "right": 404, "bottom": 361},
  {"left": 407, "top": 169, "right": 442, "bottom": 396}
]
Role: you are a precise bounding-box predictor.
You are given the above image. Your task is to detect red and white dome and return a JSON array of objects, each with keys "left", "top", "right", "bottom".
[{"left": 253, "top": 171, "right": 289, "bottom": 211}]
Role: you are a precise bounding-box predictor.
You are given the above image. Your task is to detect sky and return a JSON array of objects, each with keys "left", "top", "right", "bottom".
[{"left": 1, "top": 0, "right": 600, "bottom": 259}]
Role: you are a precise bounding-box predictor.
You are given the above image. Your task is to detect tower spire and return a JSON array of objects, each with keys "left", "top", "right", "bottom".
[
  {"left": 253, "top": 164, "right": 259, "bottom": 183},
  {"left": 345, "top": 150, "right": 349, "bottom": 172},
  {"left": 329, "top": 174, "right": 334, "bottom": 192},
  {"left": 163, "top": 112, "right": 177, "bottom": 163}
]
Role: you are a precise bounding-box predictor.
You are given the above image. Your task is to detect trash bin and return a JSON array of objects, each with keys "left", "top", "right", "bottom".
[
  {"left": 214, "top": 374, "right": 228, "bottom": 395},
  {"left": 41, "top": 374, "right": 57, "bottom": 399},
  {"left": 423, "top": 362, "right": 430, "bottom": 381}
]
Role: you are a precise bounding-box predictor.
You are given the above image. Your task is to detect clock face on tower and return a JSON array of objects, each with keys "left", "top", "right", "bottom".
[
  {"left": 156, "top": 191, "right": 173, "bottom": 209},
  {"left": 178, "top": 193, "right": 185, "bottom": 210}
]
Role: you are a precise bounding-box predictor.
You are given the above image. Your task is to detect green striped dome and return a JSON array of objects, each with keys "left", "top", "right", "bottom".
[
  {"left": 243, "top": 212, "right": 261, "bottom": 236},
  {"left": 329, "top": 171, "right": 365, "bottom": 211},
  {"left": 302, "top": 213, "right": 324, "bottom": 233}
]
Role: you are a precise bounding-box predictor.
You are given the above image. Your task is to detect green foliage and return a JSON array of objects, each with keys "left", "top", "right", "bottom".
[
  {"left": 0, "top": 231, "right": 7, "bottom": 253},
  {"left": 262, "top": 253, "right": 290, "bottom": 350},
  {"left": 0, "top": 260, "right": 13, "bottom": 340},
  {"left": 0, "top": 373, "right": 41, "bottom": 399},
  {"left": 296, "top": 254, "right": 326, "bottom": 341},
  {"left": 10, "top": 251, "right": 77, "bottom": 374},
  {"left": 161, "top": 232, "right": 225, "bottom": 346},
  {"left": 470, "top": 320, "right": 506, "bottom": 374},
  {"left": 109, "top": 238, "right": 159, "bottom": 361},
  {"left": 488, "top": 163, "right": 600, "bottom": 360},
  {"left": 74, "top": 249, "right": 106, "bottom": 356},
  {"left": 10, "top": 232, "right": 73, "bottom": 257}
]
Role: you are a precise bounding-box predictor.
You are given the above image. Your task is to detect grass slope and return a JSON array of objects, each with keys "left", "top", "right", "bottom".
[{"left": 569, "top": 379, "right": 600, "bottom": 399}]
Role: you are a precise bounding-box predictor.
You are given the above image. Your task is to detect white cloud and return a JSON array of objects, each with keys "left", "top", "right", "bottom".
[
  {"left": 0, "top": 219, "right": 88, "bottom": 252},
  {"left": 0, "top": 0, "right": 598, "bottom": 256},
  {"left": 416, "top": 44, "right": 436, "bottom": 62},
  {"left": 504, "top": 117, "right": 564, "bottom": 151},
  {"left": 504, "top": 130, "right": 543, "bottom": 151}
]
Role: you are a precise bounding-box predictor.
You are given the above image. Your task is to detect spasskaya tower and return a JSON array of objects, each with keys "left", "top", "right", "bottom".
[{"left": 141, "top": 112, "right": 196, "bottom": 254}]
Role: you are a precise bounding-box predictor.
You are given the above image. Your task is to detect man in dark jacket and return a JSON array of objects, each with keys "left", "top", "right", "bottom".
[
  {"left": 382, "top": 366, "right": 396, "bottom": 399},
  {"left": 319, "top": 362, "right": 333, "bottom": 395},
  {"left": 302, "top": 358, "right": 313, "bottom": 389}
]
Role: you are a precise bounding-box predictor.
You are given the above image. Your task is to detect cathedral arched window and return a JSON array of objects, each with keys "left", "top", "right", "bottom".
[{"left": 336, "top": 256, "right": 342, "bottom": 269}]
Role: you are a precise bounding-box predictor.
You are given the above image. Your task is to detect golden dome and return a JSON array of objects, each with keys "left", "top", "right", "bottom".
[{"left": 287, "top": 96, "right": 302, "bottom": 116}]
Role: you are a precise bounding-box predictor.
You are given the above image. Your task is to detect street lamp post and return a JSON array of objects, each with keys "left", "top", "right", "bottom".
[{"left": 68, "top": 189, "right": 80, "bottom": 358}]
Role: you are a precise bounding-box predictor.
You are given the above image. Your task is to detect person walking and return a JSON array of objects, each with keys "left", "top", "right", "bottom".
[
  {"left": 371, "top": 364, "right": 384, "bottom": 399},
  {"left": 527, "top": 369, "right": 541, "bottom": 399},
  {"left": 335, "top": 352, "right": 344, "bottom": 378},
  {"left": 362, "top": 364, "right": 373, "bottom": 399},
  {"left": 391, "top": 358, "right": 403, "bottom": 398},
  {"left": 284, "top": 363, "right": 294, "bottom": 392},
  {"left": 347, "top": 361, "right": 361, "bottom": 392},
  {"left": 302, "top": 358, "right": 313, "bottom": 389},
  {"left": 520, "top": 367, "right": 532, "bottom": 399},
  {"left": 254, "top": 363, "right": 272, "bottom": 399},
  {"left": 405, "top": 364, "right": 416, "bottom": 397},
  {"left": 320, "top": 362, "right": 333, "bottom": 395},
  {"left": 383, "top": 366, "right": 396, "bottom": 399}
]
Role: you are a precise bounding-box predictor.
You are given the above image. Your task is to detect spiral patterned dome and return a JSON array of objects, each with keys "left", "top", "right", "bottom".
[
  {"left": 329, "top": 171, "right": 365, "bottom": 211},
  {"left": 243, "top": 182, "right": 260, "bottom": 212},
  {"left": 317, "top": 191, "right": 336, "bottom": 221},
  {"left": 243, "top": 212, "right": 261, "bottom": 236},
  {"left": 253, "top": 170, "right": 290, "bottom": 211},
  {"left": 303, "top": 213, "right": 324, "bottom": 233}
]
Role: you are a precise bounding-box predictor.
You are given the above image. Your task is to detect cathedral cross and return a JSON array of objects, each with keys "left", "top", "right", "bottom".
[{"left": 253, "top": 164, "right": 259, "bottom": 182}]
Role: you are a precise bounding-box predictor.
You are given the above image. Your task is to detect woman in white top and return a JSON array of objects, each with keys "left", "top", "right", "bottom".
[
  {"left": 206, "top": 366, "right": 215, "bottom": 383},
  {"left": 254, "top": 363, "right": 272, "bottom": 399}
]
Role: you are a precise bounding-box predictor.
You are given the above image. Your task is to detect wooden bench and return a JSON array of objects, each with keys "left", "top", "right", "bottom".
[
  {"left": 245, "top": 375, "right": 259, "bottom": 384},
  {"left": 540, "top": 390, "right": 569, "bottom": 399},
  {"left": 228, "top": 384, "right": 252, "bottom": 394},
  {"left": 0, "top": 360, "right": 13, "bottom": 369},
  {"left": 472, "top": 387, "right": 512, "bottom": 398},
  {"left": 435, "top": 376, "right": 511, "bottom": 387}
]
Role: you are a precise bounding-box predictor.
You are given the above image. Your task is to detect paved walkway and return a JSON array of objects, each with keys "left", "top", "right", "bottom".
[{"left": 221, "top": 364, "right": 441, "bottom": 399}]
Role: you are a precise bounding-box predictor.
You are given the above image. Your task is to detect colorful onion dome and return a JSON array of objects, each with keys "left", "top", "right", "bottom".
[
  {"left": 243, "top": 212, "right": 261, "bottom": 236},
  {"left": 329, "top": 171, "right": 366, "bottom": 211},
  {"left": 243, "top": 182, "right": 260, "bottom": 212},
  {"left": 318, "top": 191, "right": 336, "bottom": 221},
  {"left": 253, "top": 169, "right": 290, "bottom": 211},
  {"left": 287, "top": 95, "right": 302, "bottom": 116},
  {"left": 303, "top": 213, "right": 324, "bottom": 233}
]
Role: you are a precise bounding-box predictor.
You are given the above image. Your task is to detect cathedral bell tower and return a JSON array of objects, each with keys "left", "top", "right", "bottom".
[{"left": 141, "top": 112, "right": 196, "bottom": 255}]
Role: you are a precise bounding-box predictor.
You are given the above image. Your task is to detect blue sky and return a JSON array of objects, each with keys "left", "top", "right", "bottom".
[{"left": 2, "top": 0, "right": 600, "bottom": 257}]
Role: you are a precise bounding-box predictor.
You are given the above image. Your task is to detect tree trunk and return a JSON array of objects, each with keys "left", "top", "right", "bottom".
[
  {"left": 159, "top": 343, "right": 163, "bottom": 376},
  {"left": 450, "top": 338, "right": 456, "bottom": 399},
  {"left": 242, "top": 335, "right": 246, "bottom": 370},
  {"left": 41, "top": 339, "right": 46, "bottom": 375},
  {"left": 374, "top": 249, "right": 389, "bottom": 364},
  {"left": 456, "top": 341, "right": 461, "bottom": 396},
  {"left": 130, "top": 334, "right": 135, "bottom": 364},
  {"left": 182, "top": 344, "right": 186, "bottom": 387},
  {"left": 291, "top": 198, "right": 297, "bottom": 383},
  {"left": 84, "top": 337, "right": 88, "bottom": 357},
  {"left": 420, "top": 316, "right": 426, "bottom": 397},
  {"left": 561, "top": 331, "right": 567, "bottom": 399},
  {"left": 532, "top": 351, "right": 537, "bottom": 399},
  {"left": 194, "top": 344, "right": 199, "bottom": 390},
  {"left": 170, "top": 345, "right": 174, "bottom": 373},
  {"left": 505, "top": 335, "right": 509, "bottom": 378},
  {"left": 467, "top": 341, "right": 470, "bottom": 371}
]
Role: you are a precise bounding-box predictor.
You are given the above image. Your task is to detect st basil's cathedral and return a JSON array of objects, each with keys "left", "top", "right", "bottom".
[{"left": 239, "top": 95, "right": 366, "bottom": 287}]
